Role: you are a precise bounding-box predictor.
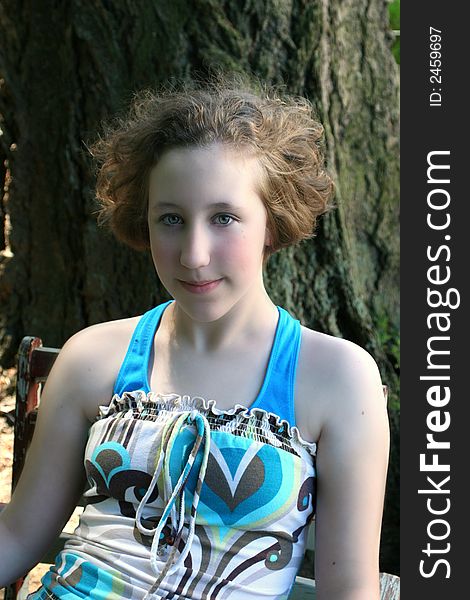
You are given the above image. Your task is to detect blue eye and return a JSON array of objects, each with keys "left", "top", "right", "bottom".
[
  {"left": 160, "top": 214, "right": 182, "bottom": 226},
  {"left": 214, "top": 214, "right": 234, "bottom": 226}
]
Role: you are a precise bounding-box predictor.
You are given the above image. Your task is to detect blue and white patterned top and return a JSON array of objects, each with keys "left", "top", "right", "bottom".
[{"left": 29, "top": 302, "right": 317, "bottom": 600}]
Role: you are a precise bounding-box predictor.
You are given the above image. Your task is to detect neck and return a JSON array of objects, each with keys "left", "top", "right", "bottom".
[{"left": 167, "top": 288, "right": 278, "bottom": 353}]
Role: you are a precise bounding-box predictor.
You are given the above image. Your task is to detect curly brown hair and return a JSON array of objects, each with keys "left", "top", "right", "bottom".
[{"left": 90, "top": 74, "right": 335, "bottom": 257}]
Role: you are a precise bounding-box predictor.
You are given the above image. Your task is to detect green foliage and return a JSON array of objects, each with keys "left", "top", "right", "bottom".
[
  {"left": 375, "top": 311, "right": 400, "bottom": 410},
  {"left": 376, "top": 312, "right": 399, "bottom": 368},
  {"left": 391, "top": 38, "right": 400, "bottom": 64},
  {"left": 389, "top": 0, "right": 400, "bottom": 30},
  {"left": 389, "top": 0, "right": 400, "bottom": 64}
]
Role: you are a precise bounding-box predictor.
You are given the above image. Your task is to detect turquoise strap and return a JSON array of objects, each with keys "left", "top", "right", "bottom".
[
  {"left": 113, "top": 301, "right": 301, "bottom": 428},
  {"left": 113, "top": 300, "right": 174, "bottom": 396},
  {"left": 249, "top": 307, "right": 301, "bottom": 428}
]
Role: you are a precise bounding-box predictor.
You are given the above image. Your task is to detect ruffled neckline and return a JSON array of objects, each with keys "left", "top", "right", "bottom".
[{"left": 97, "top": 390, "right": 317, "bottom": 456}]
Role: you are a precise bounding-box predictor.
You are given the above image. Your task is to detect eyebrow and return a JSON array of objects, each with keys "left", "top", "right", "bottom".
[{"left": 149, "top": 201, "right": 242, "bottom": 212}]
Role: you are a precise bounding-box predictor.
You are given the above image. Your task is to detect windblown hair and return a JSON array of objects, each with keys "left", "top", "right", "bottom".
[{"left": 90, "top": 74, "right": 335, "bottom": 256}]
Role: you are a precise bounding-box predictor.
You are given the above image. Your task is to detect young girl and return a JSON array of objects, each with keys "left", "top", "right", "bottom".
[{"left": 0, "top": 76, "right": 390, "bottom": 599}]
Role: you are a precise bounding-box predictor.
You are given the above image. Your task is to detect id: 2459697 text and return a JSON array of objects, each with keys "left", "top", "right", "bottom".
[{"left": 429, "top": 27, "right": 442, "bottom": 107}]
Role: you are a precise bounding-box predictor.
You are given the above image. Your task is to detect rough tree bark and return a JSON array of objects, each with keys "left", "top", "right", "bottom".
[{"left": 0, "top": 0, "right": 399, "bottom": 574}]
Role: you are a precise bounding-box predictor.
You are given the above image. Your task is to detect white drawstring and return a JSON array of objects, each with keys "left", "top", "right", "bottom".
[{"left": 137, "top": 409, "right": 211, "bottom": 599}]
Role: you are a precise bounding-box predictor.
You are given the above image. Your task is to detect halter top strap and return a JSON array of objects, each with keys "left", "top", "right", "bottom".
[{"left": 112, "top": 301, "right": 302, "bottom": 428}]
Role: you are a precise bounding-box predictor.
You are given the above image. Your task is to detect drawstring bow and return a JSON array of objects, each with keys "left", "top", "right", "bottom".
[{"left": 135, "top": 409, "right": 211, "bottom": 598}]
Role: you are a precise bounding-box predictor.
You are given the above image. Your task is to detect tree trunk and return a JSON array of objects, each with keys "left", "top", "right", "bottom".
[{"left": 0, "top": 0, "right": 399, "bottom": 574}]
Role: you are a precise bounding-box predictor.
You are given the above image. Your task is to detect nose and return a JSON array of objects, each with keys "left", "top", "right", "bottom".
[{"left": 179, "top": 223, "right": 211, "bottom": 269}]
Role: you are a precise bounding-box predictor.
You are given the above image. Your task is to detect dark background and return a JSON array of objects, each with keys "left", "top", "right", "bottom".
[{"left": 401, "top": 1, "right": 467, "bottom": 597}]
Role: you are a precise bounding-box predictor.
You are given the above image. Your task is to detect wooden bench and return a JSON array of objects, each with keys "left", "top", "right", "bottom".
[
  {"left": 3, "top": 337, "right": 63, "bottom": 599},
  {"left": 1, "top": 336, "right": 400, "bottom": 599}
]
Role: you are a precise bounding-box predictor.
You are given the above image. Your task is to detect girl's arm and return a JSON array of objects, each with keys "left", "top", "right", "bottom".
[
  {"left": 0, "top": 327, "right": 113, "bottom": 586},
  {"left": 313, "top": 342, "right": 390, "bottom": 600}
]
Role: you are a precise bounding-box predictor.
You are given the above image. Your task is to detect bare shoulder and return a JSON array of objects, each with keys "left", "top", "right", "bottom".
[
  {"left": 303, "top": 326, "right": 390, "bottom": 593},
  {"left": 295, "top": 326, "right": 387, "bottom": 441},
  {"left": 48, "top": 314, "right": 142, "bottom": 422}
]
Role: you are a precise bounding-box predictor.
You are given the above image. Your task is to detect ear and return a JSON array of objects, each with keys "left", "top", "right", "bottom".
[{"left": 264, "top": 227, "right": 273, "bottom": 247}]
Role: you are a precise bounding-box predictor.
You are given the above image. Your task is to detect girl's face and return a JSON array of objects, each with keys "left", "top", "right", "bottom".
[{"left": 147, "top": 143, "right": 272, "bottom": 322}]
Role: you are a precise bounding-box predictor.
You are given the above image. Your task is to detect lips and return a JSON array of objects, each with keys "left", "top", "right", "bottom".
[{"left": 178, "top": 278, "right": 223, "bottom": 294}]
